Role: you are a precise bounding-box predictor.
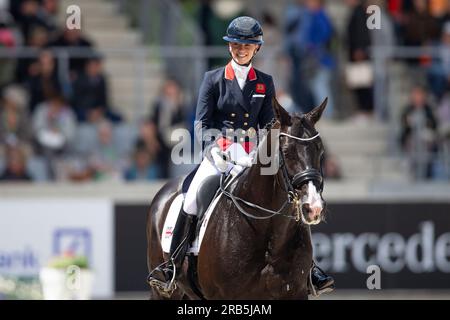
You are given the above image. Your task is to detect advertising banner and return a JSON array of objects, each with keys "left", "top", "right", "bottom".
[
  {"left": 0, "top": 199, "right": 114, "bottom": 297},
  {"left": 312, "top": 202, "right": 450, "bottom": 289},
  {"left": 114, "top": 202, "right": 450, "bottom": 291}
]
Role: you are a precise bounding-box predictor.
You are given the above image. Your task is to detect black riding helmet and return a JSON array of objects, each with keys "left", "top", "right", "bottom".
[{"left": 223, "top": 16, "right": 264, "bottom": 45}]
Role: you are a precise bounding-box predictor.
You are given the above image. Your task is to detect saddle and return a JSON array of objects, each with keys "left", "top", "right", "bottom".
[{"left": 181, "top": 165, "right": 241, "bottom": 229}]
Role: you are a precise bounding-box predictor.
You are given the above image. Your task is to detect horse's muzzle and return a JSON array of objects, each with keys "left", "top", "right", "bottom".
[{"left": 301, "top": 202, "right": 322, "bottom": 225}]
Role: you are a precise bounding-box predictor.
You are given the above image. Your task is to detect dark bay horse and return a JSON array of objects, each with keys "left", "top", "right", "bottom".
[{"left": 146, "top": 98, "right": 328, "bottom": 299}]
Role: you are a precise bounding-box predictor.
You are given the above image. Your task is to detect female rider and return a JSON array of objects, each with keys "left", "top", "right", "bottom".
[{"left": 149, "top": 16, "right": 334, "bottom": 296}]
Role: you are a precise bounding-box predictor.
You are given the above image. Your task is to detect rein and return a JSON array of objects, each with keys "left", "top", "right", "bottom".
[{"left": 219, "top": 124, "right": 322, "bottom": 222}]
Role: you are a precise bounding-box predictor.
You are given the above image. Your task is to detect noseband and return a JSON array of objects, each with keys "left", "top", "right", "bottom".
[{"left": 219, "top": 127, "right": 323, "bottom": 222}]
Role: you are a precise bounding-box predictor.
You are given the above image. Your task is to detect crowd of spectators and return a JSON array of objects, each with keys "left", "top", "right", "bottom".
[
  {"left": 0, "top": 0, "right": 188, "bottom": 183},
  {"left": 1, "top": 0, "right": 449, "bottom": 183},
  {"left": 384, "top": 0, "right": 450, "bottom": 180},
  {"left": 278, "top": 0, "right": 450, "bottom": 180}
]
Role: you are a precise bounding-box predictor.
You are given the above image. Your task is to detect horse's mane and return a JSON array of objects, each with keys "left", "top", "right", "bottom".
[
  {"left": 258, "top": 117, "right": 280, "bottom": 150},
  {"left": 263, "top": 117, "right": 277, "bottom": 130}
]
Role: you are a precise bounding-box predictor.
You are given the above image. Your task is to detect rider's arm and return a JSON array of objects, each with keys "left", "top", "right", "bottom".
[{"left": 194, "top": 71, "right": 217, "bottom": 153}]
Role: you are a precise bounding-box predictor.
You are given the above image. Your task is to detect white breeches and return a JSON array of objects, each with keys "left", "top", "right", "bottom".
[
  {"left": 182, "top": 156, "right": 222, "bottom": 215},
  {"left": 182, "top": 142, "right": 251, "bottom": 215}
]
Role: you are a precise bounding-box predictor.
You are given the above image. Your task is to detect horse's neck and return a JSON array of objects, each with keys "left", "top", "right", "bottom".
[
  {"left": 237, "top": 122, "right": 285, "bottom": 209},
  {"left": 239, "top": 162, "right": 302, "bottom": 264},
  {"left": 237, "top": 122, "right": 292, "bottom": 224}
]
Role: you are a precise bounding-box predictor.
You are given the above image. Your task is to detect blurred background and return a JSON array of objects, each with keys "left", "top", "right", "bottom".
[{"left": 0, "top": 0, "right": 449, "bottom": 299}]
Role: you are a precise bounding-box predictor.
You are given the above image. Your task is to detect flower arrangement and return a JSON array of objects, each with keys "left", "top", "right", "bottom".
[
  {"left": 46, "top": 251, "right": 89, "bottom": 269},
  {"left": 39, "top": 251, "right": 94, "bottom": 300}
]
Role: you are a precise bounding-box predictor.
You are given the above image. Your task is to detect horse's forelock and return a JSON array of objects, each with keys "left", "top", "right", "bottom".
[{"left": 290, "top": 115, "right": 304, "bottom": 137}]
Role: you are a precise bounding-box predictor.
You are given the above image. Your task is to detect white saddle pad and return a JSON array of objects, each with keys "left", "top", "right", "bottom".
[{"left": 161, "top": 173, "right": 239, "bottom": 255}]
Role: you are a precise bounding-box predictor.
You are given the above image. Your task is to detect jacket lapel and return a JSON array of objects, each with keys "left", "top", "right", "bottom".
[
  {"left": 231, "top": 78, "right": 249, "bottom": 112},
  {"left": 224, "top": 62, "right": 250, "bottom": 112},
  {"left": 242, "top": 67, "right": 258, "bottom": 110}
]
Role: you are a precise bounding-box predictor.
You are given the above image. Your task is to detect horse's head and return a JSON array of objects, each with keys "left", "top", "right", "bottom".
[{"left": 273, "top": 97, "right": 327, "bottom": 225}]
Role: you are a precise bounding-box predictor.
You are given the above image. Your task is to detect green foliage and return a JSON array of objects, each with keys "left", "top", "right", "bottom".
[
  {"left": 0, "top": 276, "right": 43, "bottom": 300},
  {"left": 47, "top": 254, "right": 89, "bottom": 269}
]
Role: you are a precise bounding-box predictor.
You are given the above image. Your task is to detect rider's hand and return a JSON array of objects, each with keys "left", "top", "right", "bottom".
[
  {"left": 235, "top": 156, "right": 253, "bottom": 167},
  {"left": 210, "top": 147, "right": 229, "bottom": 173}
]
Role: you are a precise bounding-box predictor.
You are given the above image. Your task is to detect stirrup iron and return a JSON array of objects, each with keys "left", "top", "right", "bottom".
[{"left": 147, "top": 259, "right": 177, "bottom": 297}]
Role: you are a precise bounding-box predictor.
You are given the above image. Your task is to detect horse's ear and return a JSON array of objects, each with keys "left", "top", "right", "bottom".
[
  {"left": 306, "top": 97, "right": 328, "bottom": 125},
  {"left": 272, "top": 97, "right": 291, "bottom": 126}
]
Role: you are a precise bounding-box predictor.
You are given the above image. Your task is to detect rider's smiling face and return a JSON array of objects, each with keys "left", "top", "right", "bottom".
[{"left": 229, "top": 42, "right": 259, "bottom": 65}]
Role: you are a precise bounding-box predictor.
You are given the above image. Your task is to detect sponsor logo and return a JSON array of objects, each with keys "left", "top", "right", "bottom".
[
  {"left": 53, "top": 228, "right": 91, "bottom": 262},
  {"left": 0, "top": 247, "right": 39, "bottom": 274},
  {"left": 313, "top": 221, "right": 450, "bottom": 274},
  {"left": 164, "top": 227, "right": 174, "bottom": 239}
]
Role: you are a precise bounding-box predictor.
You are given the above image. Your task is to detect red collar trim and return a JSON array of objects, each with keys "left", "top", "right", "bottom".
[
  {"left": 225, "top": 62, "right": 234, "bottom": 80},
  {"left": 248, "top": 67, "right": 257, "bottom": 81},
  {"left": 224, "top": 62, "right": 257, "bottom": 81}
]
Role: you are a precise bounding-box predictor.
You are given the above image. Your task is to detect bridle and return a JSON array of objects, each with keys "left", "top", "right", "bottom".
[
  {"left": 219, "top": 123, "right": 324, "bottom": 222},
  {"left": 279, "top": 132, "right": 324, "bottom": 194}
]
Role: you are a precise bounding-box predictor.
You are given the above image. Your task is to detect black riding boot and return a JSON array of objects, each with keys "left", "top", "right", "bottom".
[
  {"left": 147, "top": 208, "right": 195, "bottom": 296},
  {"left": 309, "top": 263, "right": 335, "bottom": 296},
  {"left": 169, "top": 208, "right": 195, "bottom": 270}
]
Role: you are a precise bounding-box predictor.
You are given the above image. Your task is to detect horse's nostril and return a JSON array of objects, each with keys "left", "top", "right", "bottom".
[{"left": 301, "top": 203, "right": 311, "bottom": 214}]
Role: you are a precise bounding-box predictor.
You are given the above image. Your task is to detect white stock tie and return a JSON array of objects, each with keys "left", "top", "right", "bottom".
[{"left": 231, "top": 60, "right": 251, "bottom": 90}]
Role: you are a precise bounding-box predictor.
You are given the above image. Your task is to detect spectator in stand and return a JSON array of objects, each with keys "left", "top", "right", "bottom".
[
  {"left": 302, "top": 0, "right": 335, "bottom": 117},
  {"left": 323, "top": 152, "right": 342, "bottom": 180},
  {"left": 0, "top": 144, "right": 32, "bottom": 181},
  {"left": 50, "top": 27, "right": 94, "bottom": 81},
  {"left": 424, "top": 0, "right": 448, "bottom": 47},
  {"left": 16, "top": 0, "right": 53, "bottom": 43},
  {"left": 32, "top": 93, "right": 76, "bottom": 179},
  {"left": 276, "top": 88, "right": 299, "bottom": 114},
  {"left": 400, "top": 85, "right": 438, "bottom": 179},
  {"left": 387, "top": 0, "right": 406, "bottom": 42},
  {"left": 283, "top": 0, "right": 314, "bottom": 112},
  {"left": 437, "top": 90, "right": 450, "bottom": 137},
  {"left": 427, "top": 21, "right": 450, "bottom": 100},
  {"left": 38, "top": 0, "right": 60, "bottom": 36},
  {"left": 25, "top": 49, "right": 63, "bottom": 113},
  {"left": 9, "top": 0, "right": 26, "bottom": 24},
  {"left": 0, "top": 10, "right": 20, "bottom": 87},
  {"left": 15, "top": 26, "right": 50, "bottom": 84},
  {"left": 345, "top": 0, "right": 374, "bottom": 122},
  {"left": 436, "top": 90, "right": 450, "bottom": 179},
  {"left": 148, "top": 78, "right": 188, "bottom": 178},
  {"left": 85, "top": 120, "right": 124, "bottom": 181},
  {"left": 198, "top": 0, "right": 214, "bottom": 69},
  {"left": 370, "top": 0, "right": 396, "bottom": 60},
  {"left": 123, "top": 140, "right": 160, "bottom": 181},
  {"left": 136, "top": 120, "right": 160, "bottom": 157},
  {"left": 71, "top": 54, "right": 121, "bottom": 123},
  {"left": 59, "top": 120, "right": 124, "bottom": 182},
  {"left": 0, "top": 84, "right": 30, "bottom": 146},
  {"left": 402, "top": 0, "right": 440, "bottom": 65}
]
